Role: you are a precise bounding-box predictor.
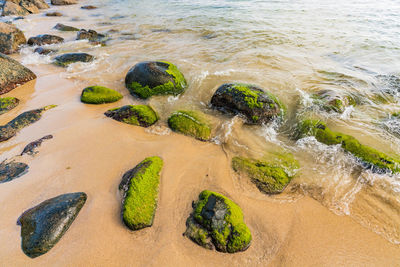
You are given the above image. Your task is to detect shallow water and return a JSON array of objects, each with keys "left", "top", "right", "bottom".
[{"left": 1, "top": 0, "right": 400, "bottom": 263}]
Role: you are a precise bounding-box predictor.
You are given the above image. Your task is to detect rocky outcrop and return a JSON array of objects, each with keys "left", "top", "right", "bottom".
[
  {"left": 53, "top": 53, "right": 94, "bottom": 67},
  {"left": 105, "top": 105, "right": 159, "bottom": 127},
  {"left": 0, "top": 97, "right": 19, "bottom": 115},
  {"left": 17, "top": 192, "right": 87, "bottom": 258},
  {"left": 0, "top": 105, "right": 56, "bottom": 142},
  {"left": 184, "top": 190, "right": 252, "bottom": 253},
  {"left": 27, "top": 34, "right": 64, "bottom": 46},
  {"left": 125, "top": 61, "right": 187, "bottom": 99},
  {"left": 211, "top": 83, "right": 285, "bottom": 124},
  {"left": 119, "top": 157, "right": 163, "bottom": 230},
  {"left": 81, "top": 86, "right": 122, "bottom": 104},
  {"left": 168, "top": 110, "right": 211, "bottom": 141},
  {"left": 21, "top": 134, "right": 53, "bottom": 156},
  {"left": 0, "top": 53, "right": 36, "bottom": 94},
  {"left": 0, "top": 22, "right": 26, "bottom": 54},
  {"left": 0, "top": 160, "right": 28, "bottom": 183},
  {"left": 50, "top": 0, "right": 77, "bottom": 5},
  {"left": 54, "top": 23, "right": 79, "bottom": 32},
  {"left": 1, "top": 0, "right": 49, "bottom": 16}
]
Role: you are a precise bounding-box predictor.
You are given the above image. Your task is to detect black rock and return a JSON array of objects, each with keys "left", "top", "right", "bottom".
[
  {"left": 21, "top": 134, "right": 53, "bottom": 156},
  {"left": 54, "top": 53, "right": 94, "bottom": 67},
  {"left": 17, "top": 192, "right": 87, "bottom": 258},
  {"left": 0, "top": 161, "right": 29, "bottom": 183},
  {"left": 27, "top": 34, "right": 64, "bottom": 46}
]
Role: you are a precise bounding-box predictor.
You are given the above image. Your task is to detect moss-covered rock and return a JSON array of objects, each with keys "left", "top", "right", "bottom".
[
  {"left": 184, "top": 190, "right": 251, "bottom": 253},
  {"left": 168, "top": 110, "right": 211, "bottom": 141},
  {"left": 232, "top": 153, "right": 299, "bottom": 194},
  {"left": 80, "top": 86, "right": 122, "bottom": 104},
  {"left": 0, "top": 105, "right": 56, "bottom": 142},
  {"left": 0, "top": 97, "right": 19, "bottom": 115},
  {"left": 54, "top": 23, "right": 79, "bottom": 32},
  {"left": 297, "top": 119, "right": 400, "bottom": 173},
  {"left": 211, "top": 83, "right": 285, "bottom": 124},
  {"left": 125, "top": 61, "right": 187, "bottom": 99},
  {"left": 54, "top": 53, "right": 94, "bottom": 67},
  {"left": 105, "top": 105, "right": 158, "bottom": 127},
  {"left": 119, "top": 156, "right": 163, "bottom": 230},
  {"left": 311, "top": 90, "right": 355, "bottom": 113}
]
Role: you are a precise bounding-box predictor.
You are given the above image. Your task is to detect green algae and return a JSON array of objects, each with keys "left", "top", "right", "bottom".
[
  {"left": 80, "top": 86, "right": 122, "bottom": 104},
  {"left": 297, "top": 119, "right": 400, "bottom": 173},
  {"left": 0, "top": 97, "right": 19, "bottom": 115},
  {"left": 232, "top": 153, "right": 299, "bottom": 194},
  {"left": 167, "top": 110, "right": 211, "bottom": 141},
  {"left": 105, "top": 105, "right": 159, "bottom": 127},
  {"left": 121, "top": 156, "right": 163, "bottom": 230}
]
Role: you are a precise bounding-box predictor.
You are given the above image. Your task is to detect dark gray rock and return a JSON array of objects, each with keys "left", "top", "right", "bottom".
[
  {"left": 53, "top": 53, "right": 94, "bottom": 67},
  {"left": 17, "top": 192, "right": 87, "bottom": 258},
  {"left": 76, "top": 29, "right": 107, "bottom": 45},
  {"left": 21, "top": 134, "right": 53, "bottom": 156},
  {"left": 0, "top": 160, "right": 28, "bottom": 183},
  {"left": 0, "top": 22, "right": 26, "bottom": 54},
  {"left": 27, "top": 34, "right": 64, "bottom": 46}
]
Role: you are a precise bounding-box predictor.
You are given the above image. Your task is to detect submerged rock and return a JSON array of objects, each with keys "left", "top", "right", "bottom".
[
  {"left": 184, "top": 190, "right": 252, "bottom": 253},
  {"left": 81, "top": 5, "right": 97, "bottom": 9},
  {"left": 232, "top": 153, "right": 299, "bottom": 194},
  {"left": 50, "top": 0, "right": 77, "bottom": 5},
  {"left": 45, "top": 11, "right": 62, "bottom": 16},
  {"left": 34, "top": 47, "right": 55, "bottom": 55},
  {"left": 312, "top": 90, "right": 355, "bottom": 113},
  {"left": 27, "top": 34, "right": 64, "bottom": 46},
  {"left": 0, "top": 105, "right": 56, "bottom": 142},
  {"left": 210, "top": 83, "right": 285, "bottom": 124},
  {"left": 81, "top": 86, "right": 122, "bottom": 104},
  {"left": 0, "top": 160, "right": 29, "bottom": 183},
  {"left": 54, "top": 23, "right": 79, "bottom": 32},
  {"left": 105, "top": 105, "right": 158, "bottom": 127},
  {"left": 0, "top": 22, "right": 26, "bottom": 54},
  {"left": 119, "top": 156, "right": 163, "bottom": 230},
  {"left": 0, "top": 53, "right": 36, "bottom": 94},
  {"left": 125, "top": 61, "right": 187, "bottom": 99},
  {"left": 17, "top": 192, "right": 87, "bottom": 258},
  {"left": 54, "top": 53, "right": 94, "bottom": 67},
  {"left": 0, "top": 97, "right": 19, "bottom": 115},
  {"left": 297, "top": 119, "right": 400, "bottom": 173},
  {"left": 168, "top": 110, "right": 211, "bottom": 141},
  {"left": 21, "top": 134, "right": 53, "bottom": 156},
  {"left": 76, "top": 29, "right": 106, "bottom": 45}
]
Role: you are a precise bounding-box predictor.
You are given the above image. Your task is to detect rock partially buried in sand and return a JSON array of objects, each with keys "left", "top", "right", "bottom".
[
  {"left": 125, "top": 61, "right": 187, "bottom": 99},
  {"left": 184, "top": 190, "right": 252, "bottom": 253},
  {"left": 21, "top": 134, "right": 53, "bottom": 156},
  {"left": 27, "top": 34, "right": 64, "bottom": 46},
  {"left": 119, "top": 156, "right": 163, "bottom": 230},
  {"left": 0, "top": 161, "right": 29, "bottom": 183},
  {"left": 81, "top": 86, "right": 122, "bottom": 104},
  {"left": 54, "top": 53, "right": 94, "bottom": 67},
  {"left": 54, "top": 23, "right": 79, "bottom": 32},
  {"left": 45, "top": 11, "right": 62, "bottom": 16},
  {"left": 105, "top": 105, "right": 158, "bottom": 127},
  {"left": 0, "top": 22, "right": 26, "bottom": 54},
  {"left": 51, "top": 0, "right": 77, "bottom": 5},
  {"left": 0, "top": 105, "right": 56, "bottom": 142},
  {"left": 17, "top": 192, "right": 87, "bottom": 258},
  {"left": 0, "top": 97, "right": 19, "bottom": 115},
  {"left": 0, "top": 53, "right": 36, "bottom": 94},
  {"left": 232, "top": 153, "right": 299, "bottom": 194},
  {"left": 297, "top": 119, "right": 400, "bottom": 173},
  {"left": 168, "top": 110, "right": 211, "bottom": 141},
  {"left": 211, "top": 83, "right": 285, "bottom": 124}
]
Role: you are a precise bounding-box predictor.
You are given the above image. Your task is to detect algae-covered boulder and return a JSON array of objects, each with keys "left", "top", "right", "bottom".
[
  {"left": 211, "top": 83, "right": 285, "bottom": 124},
  {"left": 54, "top": 23, "right": 79, "bottom": 32},
  {"left": 125, "top": 61, "right": 187, "bottom": 99},
  {"left": 17, "top": 192, "right": 87, "bottom": 258},
  {"left": 312, "top": 90, "right": 355, "bottom": 113},
  {"left": 0, "top": 97, "right": 19, "bottom": 115},
  {"left": 168, "top": 110, "right": 211, "bottom": 141},
  {"left": 184, "top": 190, "right": 251, "bottom": 253},
  {"left": 54, "top": 53, "right": 94, "bottom": 67},
  {"left": 0, "top": 161, "right": 29, "bottom": 183},
  {"left": 0, "top": 53, "right": 36, "bottom": 94},
  {"left": 105, "top": 105, "right": 158, "bottom": 127},
  {"left": 0, "top": 22, "right": 26, "bottom": 54},
  {"left": 232, "top": 154, "right": 299, "bottom": 194},
  {"left": 27, "top": 34, "right": 64, "bottom": 46},
  {"left": 81, "top": 86, "right": 122, "bottom": 104},
  {"left": 119, "top": 156, "right": 163, "bottom": 230},
  {"left": 0, "top": 105, "right": 56, "bottom": 142},
  {"left": 297, "top": 119, "right": 400, "bottom": 173}
]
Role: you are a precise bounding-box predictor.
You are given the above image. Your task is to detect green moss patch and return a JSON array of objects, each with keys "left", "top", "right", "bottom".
[
  {"left": 232, "top": 153, "right": 299, "bottom": 194},
  {"left": 104, "top": 105, "right": 159, "bottom": 127},
  {"left": 81, "top": 86, "right": 122, "bottom": 104},
  {"left": 120, "top": 156, "right": 163, "bottom": 230},
  {"left": 297, "top": 119, "right": 400, "bottom": 173},
  {"left": 0, "top": 97, "right": 19, "bottom": 115},
  {"left": 168, "top": 110, "right": 211, "bottom": 141},
  {"left": 184, "top": 190, "right": 251, "bottom": 253}
]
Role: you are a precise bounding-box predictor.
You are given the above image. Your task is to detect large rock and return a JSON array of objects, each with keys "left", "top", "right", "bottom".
[
  {"left": 0, "top": 161, "right": 28, "bottom": 183},
  {"left": 119, "top": 156, "right": 163, "bottom": 230},
  {"left": 184, "top": 190, "right": 252, "bottom": 253},
  {"left": 50, "top": 0, "right": 77, "bottom": 5},
  {"left": 1, "top": 1, "right": 29, "bottom": 16},
  {"left": 81, "top": 86, "right": 122, "bottom": 104},
  {"left": 19, "top": 0, "right": 39, "bottom": 14},
  {"left": 0, "top": 53, "right": 36, "bottom": 94},
  {"left": 1, "top": 0, "right": 48, "bottom": 16},
  {"left": 105, "top": 105, "right": 158, "bottom": 127},
  {"left": 27, "top": 34, "right": 64, "bottom": 46},
  {"left": 31, "top": 0, "right": 49, "bottom": 9},
  {"left": 0, "top": 97, "right": 19, "bottom": 115},
  {"left": 0, "top": 105, "right": 56, "bottom": 142},
  {"left": 17, "top": 192, "right": 87, "bottom": 258},
  {"left": 211, "top": 83, "right": 285, "bottom": 124},
  {"left": 53, "top": 53, "right": 94, "bottom": 67},
  {"left": 0, "top": 22, "right": 26, "bottom": 54},
  {"left": 125, "top": 61, "right": 187, "bottom": 99},
  {"left": 168, "top": 110, "right": 211, "bottom": 141}
]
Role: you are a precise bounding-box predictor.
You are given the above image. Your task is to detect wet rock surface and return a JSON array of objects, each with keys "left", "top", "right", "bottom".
[
  {"left": 0, "top": 22, "right": 26, "bottom": 54},
  {"left": 50, "top": 0, "right": 77, "bottom": 5},
  {"left": 76, "top": 29, "right": 107, "bottom": 45},
  {"left": 45, "top": 11, "right": 62, "bottom": 16},
  {"left": 54, "top": 23, "right": 79, "bottom": 32},
  {"left": 27, "top": 34, "right": 64, "bottom": 46},
  {"left": 1, "top": 0, "right": 48, "bottom": 16},
  {"left": 34, "top": 47, "right": 55, "bottom": 55},
  {"left": 81, "top": 5, "right": 97, "bottom": 9},
  {"left": 0, "top": 97, "right": 19, "bottom": 115},
  {"left": 21, "top": 134, "right": 53, "bottom": 156},
  {"left": 0, "top": 160, "right": 29, "bottom": 183},
  {"left": 54, "top": 53, "right": 94, "bottom": 67},
  {"left": 168, "top": 110, "right": 211, "bottom": 141},
  {"left": 17, "top": 192, "right": 87, "bottom": 258},
  {"left": 105, "top": 105, "right": 158, "bottom": 127}
]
